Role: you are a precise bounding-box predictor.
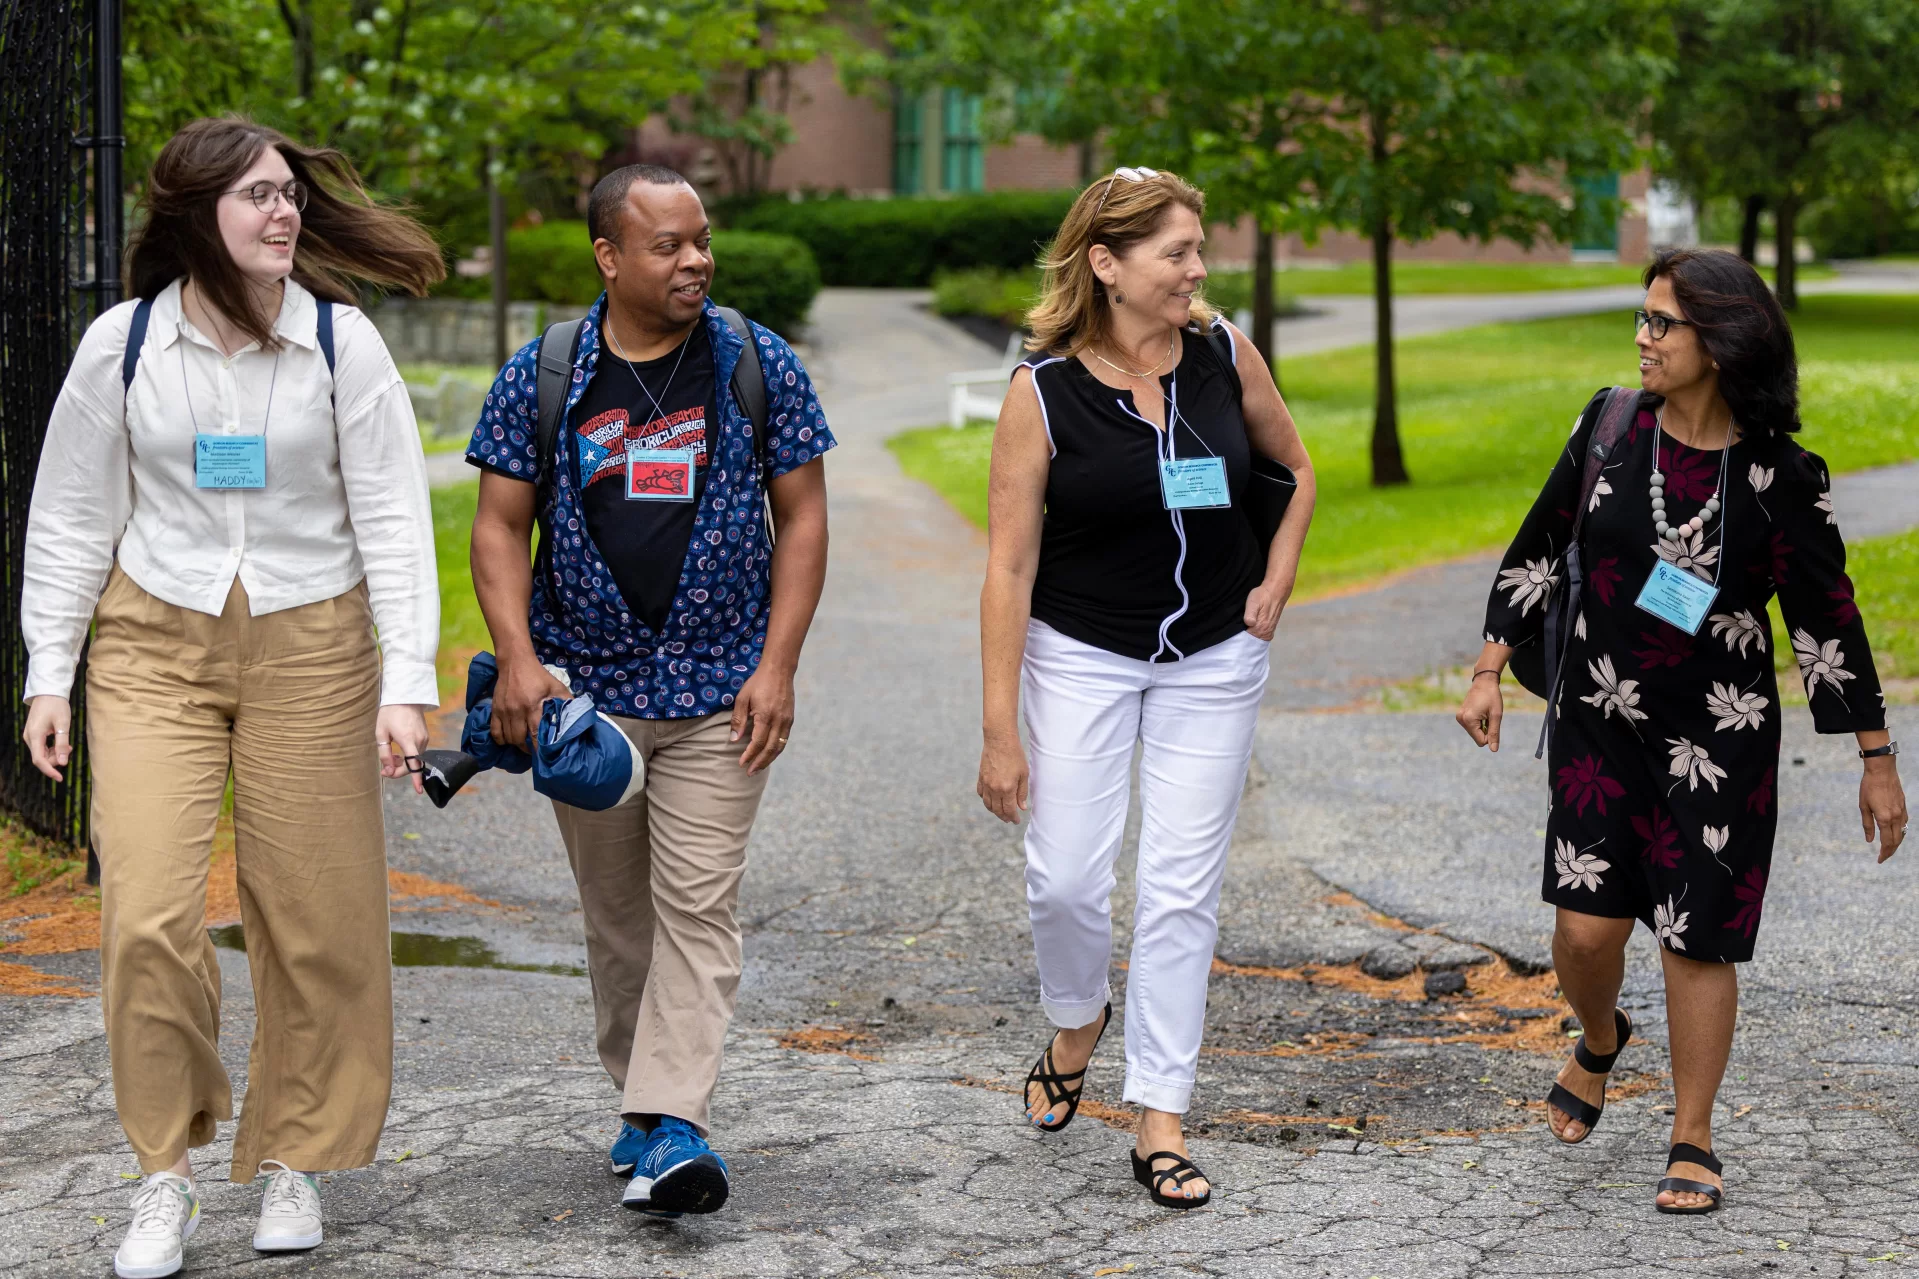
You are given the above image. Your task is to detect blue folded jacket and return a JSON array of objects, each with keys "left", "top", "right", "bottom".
[{"left": 420, "top": 653, "right": 643, "bottom": 811}]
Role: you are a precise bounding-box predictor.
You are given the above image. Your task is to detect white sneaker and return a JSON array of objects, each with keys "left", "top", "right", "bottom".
[
  {"left": 114, "top": 1173, "right": 198, "bottom": 1279},
  {"left": 252, "top": 1160, "right": 323, "bottom": 1252}
]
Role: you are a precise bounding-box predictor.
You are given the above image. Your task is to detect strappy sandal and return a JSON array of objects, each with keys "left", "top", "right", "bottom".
[
  {"left": 1023, "top": 1001, "right": 1112, "bottom": 1133},
  {"left": 1545, "top": 1007, "right": 1633, "bottom": 1144},
  {"left": 1656, "top": 1142, "right": 1723, "bottom": 1215},
  {"left": 1131, "top": 1149, "right": 1212, "bottom": 1210}
]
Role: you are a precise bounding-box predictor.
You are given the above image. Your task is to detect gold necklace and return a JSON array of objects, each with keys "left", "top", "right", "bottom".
[{"left": 1091, "top": 333, "right": 1176, "bottom": 380}]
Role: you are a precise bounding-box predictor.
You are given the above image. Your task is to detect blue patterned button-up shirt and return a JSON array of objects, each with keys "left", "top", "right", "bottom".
[{"left": 465, "top": 296, "right": 835, "bottom": 719}]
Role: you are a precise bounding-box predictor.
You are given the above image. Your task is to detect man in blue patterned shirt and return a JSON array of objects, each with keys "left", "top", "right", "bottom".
[{"left": 466, "top": 165, "right": 833, "bottom": 1217}]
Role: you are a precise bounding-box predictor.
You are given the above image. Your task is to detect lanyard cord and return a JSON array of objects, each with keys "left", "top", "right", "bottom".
[
  {"left": 1652, "top": 416, "right": 1733, "bottom": 590},
  {"left": 178, "top": 340, "right": 280, "bottom": 436},
  {"left": 606, "top": 321, "right": 694, "bottom": 435}
]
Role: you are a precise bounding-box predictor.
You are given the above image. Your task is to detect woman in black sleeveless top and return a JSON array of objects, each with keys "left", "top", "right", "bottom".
[{"left": 977, "top": 168, "right": 1316, "bottom": 1209}]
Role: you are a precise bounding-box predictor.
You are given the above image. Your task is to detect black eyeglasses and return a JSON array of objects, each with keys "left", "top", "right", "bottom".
[
  {"left": 1634, "top": 310, "right": 1696, "bottom": 341},
  {"left": 222, "top": 179, "right": 308, "bottom": 214}
]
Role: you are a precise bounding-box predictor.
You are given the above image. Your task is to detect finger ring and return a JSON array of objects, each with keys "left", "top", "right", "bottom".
[
  {"left": 53, "top": 729, "right": 67, "bottom": 738},
  {"left": 777, "top": 737, "right": 789, "bottom": 746}
]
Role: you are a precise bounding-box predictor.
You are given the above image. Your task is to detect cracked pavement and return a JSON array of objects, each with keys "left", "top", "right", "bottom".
[{"left": 5, "top": 289, "right": 1918, "bottom": 1277}]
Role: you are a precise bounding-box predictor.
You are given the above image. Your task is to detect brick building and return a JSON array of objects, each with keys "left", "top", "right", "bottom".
[{"left": 635, "top": 56, "right": 1651, "bottom": 267}]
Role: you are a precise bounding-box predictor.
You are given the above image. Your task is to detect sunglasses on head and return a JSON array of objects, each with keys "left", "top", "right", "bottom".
[{"left": 1094, "top": 167, "right": 1161, "bottom": 214}]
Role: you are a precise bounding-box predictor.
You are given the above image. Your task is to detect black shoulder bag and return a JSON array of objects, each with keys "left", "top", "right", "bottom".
[
  {"left": 1199, "top": 320, "right": 1296, "bottom": 548},
  {"left": 1508, "top": 385, "right": 1642, "bottom": 757}
]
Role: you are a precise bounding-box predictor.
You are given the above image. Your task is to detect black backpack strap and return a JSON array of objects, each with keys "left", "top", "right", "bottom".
[
  {"left": 534, "top": 318, "right": 587, "bottom": 494},
  {"left": 1570, "top": 386, "right": 1641, "bottom": 540},
  {"left": 122, "top": 297, "right": 154, "bottom": 393},
  {"left": 315, "top": 299, "right": 336, "bottom": 377},
  {"left": 715, "top": 304, "right": 777, "bottom": 546},
  {"left": 714, "top": 305, "right": 769, "bottom": 470}
]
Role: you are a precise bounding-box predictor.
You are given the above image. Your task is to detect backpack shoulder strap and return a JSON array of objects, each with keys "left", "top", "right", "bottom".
[
  {"left": 715, "top": 305, "right": 769, "bottom": 469},
  {"left": 315, "top": 299, "right": 336, "bottom": 377},
  {"left": 1570, "top": 386, "right": 1641, "bottom": 541},
  {"left": 122, "top": 297, "right": 154, "bottom": 393},
  {"left": 534, "top": 318, "right": 586, "bottom": 492}
]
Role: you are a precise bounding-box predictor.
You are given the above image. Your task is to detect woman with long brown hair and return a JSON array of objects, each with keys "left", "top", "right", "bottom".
[
  {"left": 977, "top": 168, "right": 1315, "bottom": 1208},
  {"left": 20, "top": 116, "right": 444, "bottom": 1277}
]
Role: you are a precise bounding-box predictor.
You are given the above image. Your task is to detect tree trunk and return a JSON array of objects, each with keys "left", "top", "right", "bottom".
[
  {"left": 1077, "top": 139, "right": 1096, "bottom": 185},
  {"left": 1251, "top": 222, "right": 1276, "bottom": 384},
  {"left": 1738, "top": 194, "right": 1764, "bottom": 263},
  {"left": 276, "top": 0, "right": 314, "bottom": 99},
  {"left": 488, "top": 146, "right": 508, "bottom": 370},
  {"left": 1774, "top": 199, "right": 1798, "bottom": 310},
  {"left": 1370, "top": 214, "right": 1407, "bottom": 486}
]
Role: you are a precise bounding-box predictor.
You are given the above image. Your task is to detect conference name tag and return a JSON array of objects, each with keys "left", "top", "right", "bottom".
[
  {"left": 194, "top": 435, "right": 266, "bottom": 489},
  {"left": 625, "top": 448, "right": 696, "bottom": 502},
  {"left": 1159, "top": 457, "right": 1231, "bottom": 510},
  {"left": 1634, "top": 559, "right": 1719, "bottom": 635}
]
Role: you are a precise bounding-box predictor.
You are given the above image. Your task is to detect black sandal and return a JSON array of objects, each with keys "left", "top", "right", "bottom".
[
  {"left": 1023, "top": 1001, "right": 1112, "bottom": 1133},
  {"left": 1131, "top": 1149, "right": 1212, "bottom": 1210},
  {"left": 1655, "top": 1142, "right": 1723, "bottom": 1215},
  {"left": 1545, "top": 1007, "right": 1633, "bottom": 1144}
]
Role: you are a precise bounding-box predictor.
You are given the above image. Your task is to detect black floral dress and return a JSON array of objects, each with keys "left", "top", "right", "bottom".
[{"left": 1485, "top": 389, "right": 1885, "bottom": 962}]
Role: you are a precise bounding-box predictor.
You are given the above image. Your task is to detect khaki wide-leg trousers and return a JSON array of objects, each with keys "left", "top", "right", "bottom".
[
  {"left": 551, "top": 711, "right": 768, "bottom": 1136},
  {"left": 86, "top": 567, "right": 392, "bottom": 1180}
]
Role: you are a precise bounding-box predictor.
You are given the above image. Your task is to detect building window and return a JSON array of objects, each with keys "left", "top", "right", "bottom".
[
  {"left": 941, "top": 89, "right": 984, "bottom": 193},
  {"left": 894, "top": 90, "right": 922, "bottom": 195},
  {"left": 1573, "top": 172, "right": 1620, "bottom": 254}
]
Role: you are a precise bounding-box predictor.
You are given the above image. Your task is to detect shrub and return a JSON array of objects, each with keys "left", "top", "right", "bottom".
[
  {"left": 727, "top": 191, "right": 1078, "bottom": 287},
  {"left": 928, "top": 265, "right": 1296, "bottom": 330},
  {"left": 710, "top": 230, "right": 822, "bottom": 337},
  {"left": 432, "top": 221, "right": 821, "bottom": 336}
]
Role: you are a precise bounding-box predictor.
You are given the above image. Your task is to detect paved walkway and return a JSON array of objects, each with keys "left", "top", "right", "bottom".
[{"left": 6, "top": 288, "right": 1919, "bottom": 1278}]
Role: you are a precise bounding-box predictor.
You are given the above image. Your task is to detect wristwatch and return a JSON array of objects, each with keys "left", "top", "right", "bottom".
[{"left": 1860, "top": 741, "right": 1900, "bottom": 760}]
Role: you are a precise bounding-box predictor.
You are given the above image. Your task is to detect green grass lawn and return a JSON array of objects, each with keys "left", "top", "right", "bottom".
[
  {"left": 888, "top": 293, "right": 1919, "bottom": 673},
  {"left": 432, "top": 480, "right": 487, "bottom": 700}
]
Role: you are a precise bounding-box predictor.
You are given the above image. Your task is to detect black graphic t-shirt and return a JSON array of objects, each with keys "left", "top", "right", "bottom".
[{"left": 569, "top": 324, "right": 717, "bottom": 631}]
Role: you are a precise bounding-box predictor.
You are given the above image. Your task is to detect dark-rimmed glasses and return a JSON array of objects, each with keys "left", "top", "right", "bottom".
[
  {"left": 222, "top": 179, "right": 309, "bottom": 214},
  {"left": 1635, "top": 310, "right": 1696, "bottom": 341},
  {"left": 1094, "top": 166, "right": 1160, "bottom": 214}
]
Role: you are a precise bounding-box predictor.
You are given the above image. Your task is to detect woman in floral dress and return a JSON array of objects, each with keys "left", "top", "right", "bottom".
[{"left": 1457, "top": 248, "right": 1906, "bottom": 1215}]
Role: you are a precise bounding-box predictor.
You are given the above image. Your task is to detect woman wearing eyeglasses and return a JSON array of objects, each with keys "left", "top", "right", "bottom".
[
  {"left": 1457, "top": 248, "right": 1905, "bottom": 1216},
  {"left": 977, "top": 167, "right": 1314, "bottom": 1209},
  {"left": 20, "top": 117, "right": 443, "bottom": 1276}
]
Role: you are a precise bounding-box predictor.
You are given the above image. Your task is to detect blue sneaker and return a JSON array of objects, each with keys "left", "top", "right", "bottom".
[
  {"left": 620, "top": 1117, "right": 730, "bottom": 1215},
  {"left": 609, "top": 1121, "right": 647, "bottom": 1177}
]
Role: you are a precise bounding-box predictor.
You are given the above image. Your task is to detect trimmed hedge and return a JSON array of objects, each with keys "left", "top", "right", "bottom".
[
  {"left": 436, "top": 222, "right": 821, "bottom": 337},
  {"left": 727, "top": 191, "right": 1078, "bottom": 287}
]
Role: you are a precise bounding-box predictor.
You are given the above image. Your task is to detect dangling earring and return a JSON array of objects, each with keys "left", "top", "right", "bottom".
[{"left": 1112, "top": 289, "right": 1127, "bottom": 306}]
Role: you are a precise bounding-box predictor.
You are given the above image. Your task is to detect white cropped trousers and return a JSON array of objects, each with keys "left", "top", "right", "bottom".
[{"left": 1020, "top": 620, "right": 1270, "bottom": 1113}]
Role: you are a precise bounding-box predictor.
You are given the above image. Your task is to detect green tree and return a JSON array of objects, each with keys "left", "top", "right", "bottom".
[
  {"left": 1653, "top": 0, "right": 1919, "bottom": 308},
  {"left": 124, "top": 0, "right": 836, "bottom": 238},
  {"left": 869, "top": 0, "right": 1661, "bottom": 486},
  {"left": 1282, "top": 0, "right": 1659, "bottom": 484}
]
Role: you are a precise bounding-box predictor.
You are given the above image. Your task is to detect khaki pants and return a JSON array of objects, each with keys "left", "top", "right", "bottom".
[
  {"left": 86, "top": 567, "right": 392, "bottom": 1180},
  {"left": 551, "top": 711, "right": 768, "bottom": 1135}
]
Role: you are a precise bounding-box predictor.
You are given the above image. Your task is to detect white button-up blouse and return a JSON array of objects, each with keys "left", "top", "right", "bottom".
[{"left": 22, "top": 277, "right": 440, "bottom": 707}]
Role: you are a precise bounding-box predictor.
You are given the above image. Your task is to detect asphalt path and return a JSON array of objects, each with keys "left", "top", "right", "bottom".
[{"left": 6, "top": 285, "right": 1919, "bottom": 1278}]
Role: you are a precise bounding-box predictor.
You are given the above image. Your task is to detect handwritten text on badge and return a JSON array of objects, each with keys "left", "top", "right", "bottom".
[
  {"left": 1634, "top": 559, "right": 1720, "bottom": 635},
  {"left": 1158, "top": 457, "right": 1231, "bottom": 510},
  {"left": 625, "top": 448, "right": 696, "bottom": 502},
  {"left": 194, "top": 435, "right": 267, "bottom": 489}
]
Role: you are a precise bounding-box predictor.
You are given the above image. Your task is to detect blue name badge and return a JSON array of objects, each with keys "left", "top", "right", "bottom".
[
  {"left": 625, "top": 448, "right": 696, "bottom": 502},
  {"left": 1634, "top": 559, "right": 1720, "bottom": 635},
  {"left": 1159, "top": 457, "right": 1231, "bottom": 510},
  {"left": 194, "top": 434, "right": 267, "bottom": 489}
]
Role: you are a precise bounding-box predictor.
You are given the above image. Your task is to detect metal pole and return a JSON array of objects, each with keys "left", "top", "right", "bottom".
[
  {"left": 93, "top": 0, "right": 124, "bottom": 313},
  {"left": 489, "top": 145, "right": 507, "bottom": 369}
]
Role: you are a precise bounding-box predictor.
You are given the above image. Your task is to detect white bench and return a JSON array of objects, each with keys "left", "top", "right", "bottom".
[{"left": 946, "top": 332, "right": 1028, "bottom": 428}]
